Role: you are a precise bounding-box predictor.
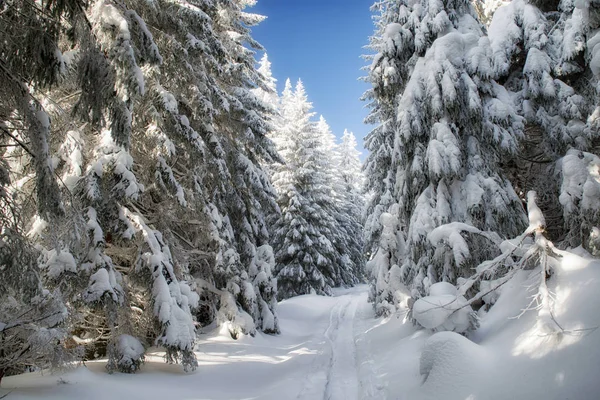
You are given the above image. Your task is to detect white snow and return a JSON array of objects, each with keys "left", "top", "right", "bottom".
[
  {"left": 412, "top": 282, "right": 473, "bottom": 333},
  {"left": 527, "top": 190, "right": 546, "bottom": 231},
  {"left": 58, "top": 130, "right": 85, "bottom": 190},
  {"left": 41, "top": 248, "right": 78, "bottom": 279},
  {"left": 156, "top": 86, "right": 178, "bottom": 113},
  {"left": 115, "top": 334, "right": 145, "bottom": 372},
  {"left": 560, "top": 149, "right": 600, "bottom": 215},
  {"left": 84, "top": 267, "right": 122, "bottom": 303},
  {"left": 3, "top": 264, "right": 600, "bottom": 400},
  {"left": 588, "top": 29, "right": 600, "bottom": 77},
  {"left": 86, "top": 130, "right": 143, "bottom": 200},
  {"left": 383, "top": 23, "right": 403, "bottom": 39},
  {"left": 27, "top": 215, "right": 48, "bottom": 238}
]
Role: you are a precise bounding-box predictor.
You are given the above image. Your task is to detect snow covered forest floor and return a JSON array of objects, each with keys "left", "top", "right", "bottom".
[{"left": 3, "top": 245, "right": 600, "bottom": 400}]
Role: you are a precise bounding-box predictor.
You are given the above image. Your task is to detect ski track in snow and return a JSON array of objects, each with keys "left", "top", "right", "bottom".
[
  {"left": 323, "top": 291, "right": 360, "bottom": 400},
  {"left": 354, "top": 297, "right": 386, "bottom": 400},
  {"left": 296, "top": 289, "right": 363, "bottom": 400}
]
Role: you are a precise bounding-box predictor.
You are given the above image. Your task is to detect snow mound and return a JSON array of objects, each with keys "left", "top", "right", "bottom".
[
  {"left": 412, "top": 283, "right": 474, "bottom": 333},
  {"left": 111, "top": 334, "right": 145, "bottom": 373},
  {"left": 428, "top": 281, "right": 457, "bottom": 297},
  {"left": 418, "top": 332, "right": 489, "bottom": 396}
]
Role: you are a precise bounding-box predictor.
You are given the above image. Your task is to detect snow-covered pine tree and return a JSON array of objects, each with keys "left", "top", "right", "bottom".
[
  {"left": 313, "top": 117, "right": 362, "bottom": 287},
  {"left": 204, "top": 1, "right": 281, "bottom": 336},
  {"left": 252, "top": 52, "right": 284, "bottom": 190},
  {"left": 487, "top": 0, "right": 600, "bottom": 249},
  {"left": 0, "top": 160, "right": 71, "bottom": 384},
  {"left": 18, "top": 0, "right": 200, "bottom": 371},
  {"left": 248, "top": 244, "right": 279, "bottom": 333},
  {"left": 104, "top": 0, "right": 281, "bottom": 340},
  {"left": 336, "top": 129, "right": 367, "bottom": 280},
  {"left": 364, "top": 0, "right": 528, "bottom": 314},
  {"left": 316, "top": 115, "right": 364, "bottom": 286},
  {"left": 253, "top": 53, "right": 280, "bottom": 113},
  {"left": 270, "top": 78, "right": 296, "bottom": 162},
  {"left": 2, "top": 0, "right": 281, "bottom": 372},
  {"left": 339, "top": 130, "right": 365, "bottom": 198},
  {"left": 271, "top": 80, "right": 341, "bottom": 299},
  {"left": 362, "top": 0, "right": 415, "bottom": 258},
  {"left": 0, "top": 0, "right": 78, "bottom": 381}
]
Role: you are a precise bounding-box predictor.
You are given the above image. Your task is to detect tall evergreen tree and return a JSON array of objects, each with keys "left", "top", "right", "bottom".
[
  {"left": 0, "top": 0, "right": 83, "bottom": 379},
  {"left": 314, "top": 117, "right": 363, "bottom": 286},
  {"left": 336, "top": 130, "right": 367, "bottom": 280},
  {"left": 364, "top": 0, "right": 527, "bottom": 314},
  {"left": 1, "top": 0, "right": 281, "bottom": 374},
  {"left": 362, "top": 0, "right": 414, "bottom": 257},
  {"left": 271, "top": 80, "right": 341, "bottom": 299},
  {"left": 339, "top": 130, "right": 365, "bottom": 197},
  {"left": 253, "top": 53, "right": 279, "bottom": 112}
]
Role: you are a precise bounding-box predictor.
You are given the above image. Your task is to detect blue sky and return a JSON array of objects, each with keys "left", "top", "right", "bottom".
[{"left": 250, "top": 0, "right": 374, "bottom": 157}]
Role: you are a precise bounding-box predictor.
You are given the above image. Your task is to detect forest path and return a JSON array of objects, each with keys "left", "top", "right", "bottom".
[
  {"left": 2, "top": 285, "right": 380, "bottom": 400},
  {"left": 295, "top": 286, "right": 367, "bottom": 400}
]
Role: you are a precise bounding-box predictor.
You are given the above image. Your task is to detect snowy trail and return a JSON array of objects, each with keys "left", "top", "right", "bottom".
[
  {"left": 2, "top": 285, "right": 375, "bottom": 400},
  {"left": 295, "top": 288, "right": 364, "bottom": 400},
  {"left": 8, "top": 276, "right": 599, "bottom": 400},
  {"left": 323, "top": 291, "right": 361, "bottom": 400},
  {"left": 354, "top": 294, "right": 386, "bottom": 400}
]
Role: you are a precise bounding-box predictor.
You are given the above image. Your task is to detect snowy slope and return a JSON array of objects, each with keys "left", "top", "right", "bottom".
[{"left": 360, "top": 250, "right": 600, "bottom": 400}]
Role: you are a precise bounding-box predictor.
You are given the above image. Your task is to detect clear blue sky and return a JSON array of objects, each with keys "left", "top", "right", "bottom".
[{"left": 250, "top": 0, "right": 374, "bottom": 157}]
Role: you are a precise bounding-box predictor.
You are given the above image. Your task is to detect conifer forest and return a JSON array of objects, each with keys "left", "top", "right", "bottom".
[{"left": 1, "top": 0, "right": 600, "bottom": 399}]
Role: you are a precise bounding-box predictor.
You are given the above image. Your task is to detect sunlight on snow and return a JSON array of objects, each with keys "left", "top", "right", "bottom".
[
  {"left": 511, "top": 320, "right": 585, "bottom": 359},
  {"left": 510, "top": 254, "right": 595, "bottom": 359},
  {"left": 555, "top": 372, "right": 565, "bottom": 387}
]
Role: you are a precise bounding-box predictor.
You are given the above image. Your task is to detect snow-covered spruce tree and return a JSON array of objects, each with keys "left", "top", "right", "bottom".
[
  {"left": 2, "top": 0, "right": 281, "bottom": 371},
  {"left": 543, "top": 0, "right": 600, "bottom": 249},
  {"left": 362, "top": 0, "right": 415, "bottom": 257},
  {"left": 252, "top": 52, "right": 284, "bottom": 191},
  {"left": 362, "top": 0, "right": 418, "bottom": 312},
  {"left": 336, "top": 129, "right": 367, "bottom": 280},
  {"left": 248, "top": 245, "right": 279, "bottom": 334},
  {"left": 253, "top": 53, "right": 280, "bottom": 114},
  {"left": 365, "top": 206, "right": 410, "bottom": 316},
  {"left": 1, "top": 0, "right": 171, "bottom": 372},
  {"left": 87, "top": 0, "right": 281, "bottom": 341},
  {"left": 128, "top": 0, "right": 281, "bottom": 338},
  {"left": 339, "top": 130, "right": 366, "bottom": 200},
  {"left": 271, "top": 80, "right": 342, "bottom": 299},
  {"left": 199, "top": 2, "right": 281, "bottom": 336},
  {"left": 364, "top": 0, "right": 528, "bottom": 313},
  {"left": 25, "top": 0, "right": 191, "bottom": 371},
  {"left": 0, "top": 0, "right": 81, "bottom": 381},
  {"left": 0, "top": 160, "right": 72, "bottom": 385},
  {"left": 314, "top": 117, "right": 362, "bottom": 286}
]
